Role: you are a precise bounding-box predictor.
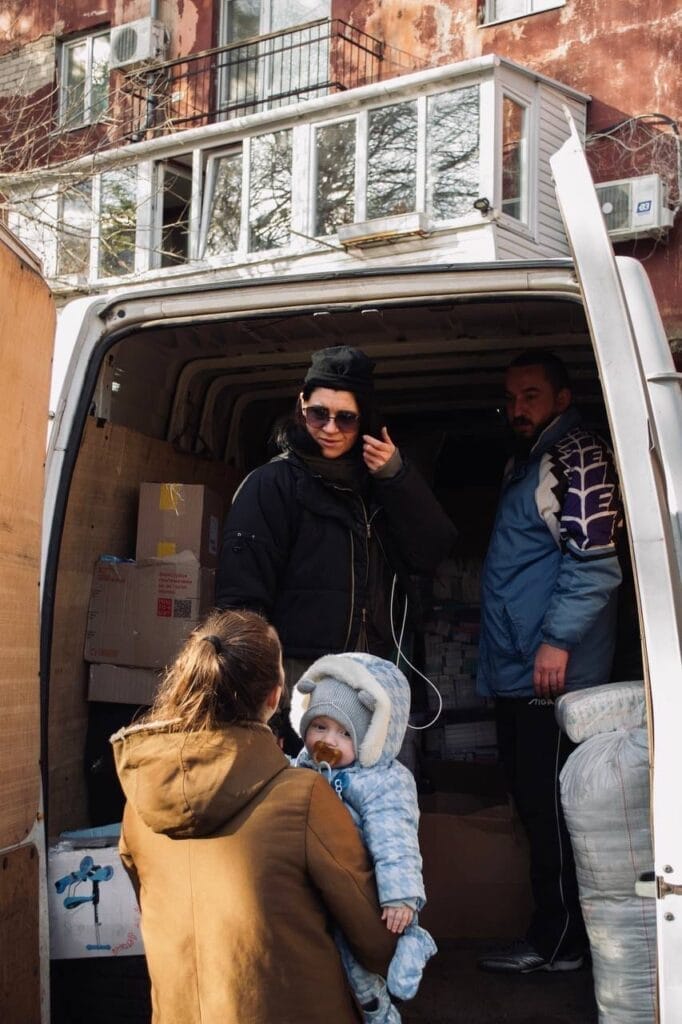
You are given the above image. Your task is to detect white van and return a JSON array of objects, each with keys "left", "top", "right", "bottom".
[{"left": 3, "top": 127, "right": 681, "bottom": 1021}]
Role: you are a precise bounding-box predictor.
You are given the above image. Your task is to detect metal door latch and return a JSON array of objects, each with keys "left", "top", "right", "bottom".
[{"left": 636, "top": 871, "right": 682, "bottom": 898}]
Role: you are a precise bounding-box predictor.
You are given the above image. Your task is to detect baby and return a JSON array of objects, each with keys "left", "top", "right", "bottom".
[{"left": 291, "top": 652, "right": 437, "bottom": 1024}]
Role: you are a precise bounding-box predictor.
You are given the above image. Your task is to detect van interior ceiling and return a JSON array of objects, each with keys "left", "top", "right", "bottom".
[{"left": 47, "top": 291, "right": 641, "bottom": 1020}]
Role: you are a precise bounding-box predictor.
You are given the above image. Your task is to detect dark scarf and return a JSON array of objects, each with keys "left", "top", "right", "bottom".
[
  {"left": 294, "top": 446, "right": 368, "bottom": 493},
  {"left": 281, "top": 422, "right": 368, "bottom": 493}
]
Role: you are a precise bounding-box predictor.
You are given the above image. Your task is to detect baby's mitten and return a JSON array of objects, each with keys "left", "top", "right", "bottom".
[{"left": 387, "top": 923, "right": 437, "bottom": 1001}]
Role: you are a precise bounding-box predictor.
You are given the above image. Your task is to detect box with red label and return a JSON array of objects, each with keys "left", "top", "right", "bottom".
[
  {"left": 135, "top": 482, "right": 222, "bottom": 568},
  {"left": 84, "top": 555, "right": 215, "bottom": 669}
]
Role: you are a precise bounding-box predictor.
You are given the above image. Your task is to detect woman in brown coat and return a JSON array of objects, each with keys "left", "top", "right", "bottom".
[{"left": 111, "top": 609, "right": 396, "bottom": 1024}]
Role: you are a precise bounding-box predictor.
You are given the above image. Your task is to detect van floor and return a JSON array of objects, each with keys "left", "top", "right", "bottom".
[
  {"left": 51, "top": 942, "right": 598, "bottom": 1023},
  {"left": 405, "top": 940, "right": 598, "bottom": 1023}
]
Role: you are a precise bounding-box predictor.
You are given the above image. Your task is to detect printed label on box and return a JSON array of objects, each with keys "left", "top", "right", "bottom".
[{"left": 48, "top": 846, "right": 144, "bottom": 959}]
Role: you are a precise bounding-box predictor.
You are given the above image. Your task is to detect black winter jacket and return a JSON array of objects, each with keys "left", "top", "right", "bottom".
[{"left": 215, "top": 451, "right": 456, "bottom": 659}]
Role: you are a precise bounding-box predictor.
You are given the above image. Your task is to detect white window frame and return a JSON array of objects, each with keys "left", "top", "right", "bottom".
[
  {"left": 482, "top": 0, "right": 564, "bottom": 27},
  {"left": 309, "top": 115, "right": 358, "bottom": 239},
  {"left": 59, "top": 29, "right": 110, "bottom": 129},
  {"left": 91, "top": 165, "right": 141, "bottom": 282},
  {"left": 497, "top": 88, "right": 534, "bottom": 232},
  {"left": 56, "top": 182, "right": 94, "bottom": 280},
  {"left": 217, "top": 0, "right": 331, "bottom": 115},
  {"left": 199, "top": 145, "right": 246, "bottom": 257},
  {"left": 151, "top": 161, "right": 194, "bottom": 269}
]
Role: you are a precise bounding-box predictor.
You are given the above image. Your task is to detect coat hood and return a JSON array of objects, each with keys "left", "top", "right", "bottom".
[
  {"left": 290, "top": 653, "right": 410, "bottom": 767},
  {"left": 111, "top": 720, "right": 288, "bottom": 838}
]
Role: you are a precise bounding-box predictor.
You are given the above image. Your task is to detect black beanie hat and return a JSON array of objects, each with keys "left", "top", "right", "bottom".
[{"left": 304, "top": 346, "right": 375, "bottom": 396}]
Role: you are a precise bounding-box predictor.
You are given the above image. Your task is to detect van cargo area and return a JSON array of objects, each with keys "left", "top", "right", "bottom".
[{"left": 46, "top": 269, "right": 644, "bottom": 1022}]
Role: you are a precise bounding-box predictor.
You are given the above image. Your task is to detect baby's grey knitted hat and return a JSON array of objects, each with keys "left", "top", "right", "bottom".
[{"left": 297, "top": 675, "right": 375, "bottom": 757}]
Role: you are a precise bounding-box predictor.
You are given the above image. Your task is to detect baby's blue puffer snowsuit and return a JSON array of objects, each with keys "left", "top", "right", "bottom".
[{"left": 291, "top": 652, "right": 437, "bottom": 1024}]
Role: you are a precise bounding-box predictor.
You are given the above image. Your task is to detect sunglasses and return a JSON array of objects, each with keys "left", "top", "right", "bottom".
[{"left": 301, "top": 404, "right": 360, "bottom": 433}]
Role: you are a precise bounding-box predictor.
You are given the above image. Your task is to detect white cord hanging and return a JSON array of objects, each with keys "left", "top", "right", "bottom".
[{"left": 389, "top": 575, "right": 442, "bottom": 730}]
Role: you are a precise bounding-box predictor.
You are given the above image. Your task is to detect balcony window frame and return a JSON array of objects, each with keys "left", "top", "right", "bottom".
[
  {"left": 482, "top": 0, "right": 565, "bottom": 26},
  {"left": 59, "top": 28, "right": 111, "bottom": 130},
  {"left": 310, "top": 115, "right": 358, "bottom": 238},
  {"left": 199, "top": 145, "right": 247, "bottom": 257},
  {"left": 217, "top": 0, "right": 331, "bottom": 117},
  {"left": 496, "top": 86, "right": 535, "bottom": 234},
  {"left": 151, "top": 160, "right": 194, "bottom": 269},
  {"left": 56, "top": 181, "right": 94, "bottom": 280}
]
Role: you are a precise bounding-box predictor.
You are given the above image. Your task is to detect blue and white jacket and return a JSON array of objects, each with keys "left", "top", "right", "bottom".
[
  {"left": 291, "top": 653, "right": 425, "bottom": 909},
  {"left": 291, "top": 654, "right": 436, "bottom": 1012},
  {"left": 477, "top": 406, "right": 623, "bottom": 699}
]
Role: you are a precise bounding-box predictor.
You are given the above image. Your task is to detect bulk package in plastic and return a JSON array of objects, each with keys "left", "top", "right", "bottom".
[{"left": 557, "top": 681, "right": 656, "bottom": 1024}]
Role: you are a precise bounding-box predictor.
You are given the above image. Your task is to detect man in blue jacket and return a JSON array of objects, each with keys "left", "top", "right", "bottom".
[{"left": 477, "top": 349, "right": 622, "bottom": 974}]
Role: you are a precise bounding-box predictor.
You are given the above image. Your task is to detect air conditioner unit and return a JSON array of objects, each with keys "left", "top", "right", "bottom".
[
  {"left": 109, "top": 18, "right": 168, "bottom": 71},
  {"left": 595, "top": 174, "right": 675, "bottom": 241}
]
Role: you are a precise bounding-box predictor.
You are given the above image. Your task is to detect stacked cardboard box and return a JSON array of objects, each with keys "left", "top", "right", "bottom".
[
  {"left": 85, "top": 483, "right": 221, "bottom": 705},
  {"left": 422, "top": 562, "right": 496, "bottom": 760}
]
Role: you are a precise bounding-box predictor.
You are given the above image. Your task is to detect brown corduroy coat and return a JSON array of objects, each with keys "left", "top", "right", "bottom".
[{"left": 112, "top": 719, "right": 396, "bottom": 1024}]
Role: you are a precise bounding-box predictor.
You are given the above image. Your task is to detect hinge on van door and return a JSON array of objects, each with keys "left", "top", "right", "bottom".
[{"left": 92, "top": 354, "right": 115, "bottom": 424}]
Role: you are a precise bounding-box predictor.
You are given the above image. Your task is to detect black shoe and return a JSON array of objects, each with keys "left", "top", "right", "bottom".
[{"left": 477, "top": 939, "right": 585, "bottom": 974}]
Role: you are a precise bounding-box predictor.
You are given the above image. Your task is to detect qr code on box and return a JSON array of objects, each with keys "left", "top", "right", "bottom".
[
  {"left": 174, "top": 599, "right": 192, "bottom": 619},
  {"left": 157, "top": 598, "right": 172, "bottom": 617}
]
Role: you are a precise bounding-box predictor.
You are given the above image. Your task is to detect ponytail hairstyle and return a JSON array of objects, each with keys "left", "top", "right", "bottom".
[{"left": 147, "top": 609, "right": 282, "bottom": 732}]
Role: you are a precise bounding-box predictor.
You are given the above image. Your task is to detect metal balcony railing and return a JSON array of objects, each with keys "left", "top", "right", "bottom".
[{"left": 118, "top": 19, "right": 420, "bottom": 142}]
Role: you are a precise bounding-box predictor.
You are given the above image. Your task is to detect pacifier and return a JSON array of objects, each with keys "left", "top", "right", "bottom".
[{"left": 312, "top": 740, "right": 342, "bottom": 767}]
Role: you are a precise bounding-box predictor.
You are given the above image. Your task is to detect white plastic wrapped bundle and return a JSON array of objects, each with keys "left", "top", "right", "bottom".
[
  {"left": 555, "top": 680, "right": 646, "bottom": 743},
  {"left": 560, "top": 728, "right": 656, "bottom": 1024}
]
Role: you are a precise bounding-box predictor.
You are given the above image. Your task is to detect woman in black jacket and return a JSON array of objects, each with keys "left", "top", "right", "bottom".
[{"left": 216, "top": 346, "right": 456, "bottom": 722}]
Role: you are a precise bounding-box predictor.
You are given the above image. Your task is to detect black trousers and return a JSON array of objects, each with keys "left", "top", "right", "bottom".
[{"left": 495, "top": 696, "right": 588, "bottom": 961}]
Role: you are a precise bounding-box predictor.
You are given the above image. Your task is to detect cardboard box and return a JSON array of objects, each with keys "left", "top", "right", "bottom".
[
  {"left": 84, "top": 555, "right": 215, "bottom": 669},
  {"left": 136, "top": 482, "right": 222, "bottom": 568},
  {"left": 419, "top": 798, "right": 532, "bottom": 939},
  {"left": 48, "top": 828, "right": 144, "bottom": 959},
  {"left": 88, "top": 663, "right": 162, "bottom": 705}
]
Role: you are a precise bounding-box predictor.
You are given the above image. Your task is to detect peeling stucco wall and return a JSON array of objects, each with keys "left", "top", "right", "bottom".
[{"left": 0, "top": 0, "right": 680, "bottom": 332}]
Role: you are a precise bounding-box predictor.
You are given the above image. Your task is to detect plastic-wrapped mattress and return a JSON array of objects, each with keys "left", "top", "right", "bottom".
[{"left": 560, "top": 717, "right": 656, "bottom": 1024}]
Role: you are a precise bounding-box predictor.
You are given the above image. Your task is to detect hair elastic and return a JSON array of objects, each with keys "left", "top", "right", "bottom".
[{"left": 203, "top": 634, "right": 223, "bottom": 655}]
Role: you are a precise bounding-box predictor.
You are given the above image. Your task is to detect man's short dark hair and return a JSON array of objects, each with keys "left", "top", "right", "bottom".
[{"left": 508, "top": 349, "right": 571, "bottom": 393}]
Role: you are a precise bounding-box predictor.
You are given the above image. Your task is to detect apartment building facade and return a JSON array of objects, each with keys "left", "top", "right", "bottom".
[{"left": 0, "top": 0, "right": 679, "bottom": 344}]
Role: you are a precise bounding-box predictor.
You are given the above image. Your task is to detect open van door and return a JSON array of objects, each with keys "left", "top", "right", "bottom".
[
  {"left": 0, "top": 225, "right": 54, "bottom": 1024},
  {"left": 550, "top": 123, "right": 682, "bottom": 1023}
]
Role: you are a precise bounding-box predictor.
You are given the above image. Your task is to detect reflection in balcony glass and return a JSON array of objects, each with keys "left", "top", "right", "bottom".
[
  {"left": 91, "top": 34, "right": 111, "bottom": 121},
  {"left": 206, "top": 153, "right": 243, "bottom": 255},
  {"left": 427, "top": 87, "right": 480, "bottom": 221},
  {"left": 58, "top": 181, "right": 92, "bottom": 276},
  {"left": 62, "top": 41, "right": 87, "bottom": 128},
  {"left": 315, "top": 120, "right": 355, "bottom": 235},
  {"left": 99, "top": 167, "right": 137, "bottom": 277},
  {"left": 367, "top": 101, "right": 417, "bottom": 219},
  {"left": 220, "top": 0, "right": 260, "bottom": 115},
  {"left": 249, "top": 130, "right": 292, "bottom": 251},
  {"left": 502, "top": 96, "right": 526, "bottom": 221}
]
